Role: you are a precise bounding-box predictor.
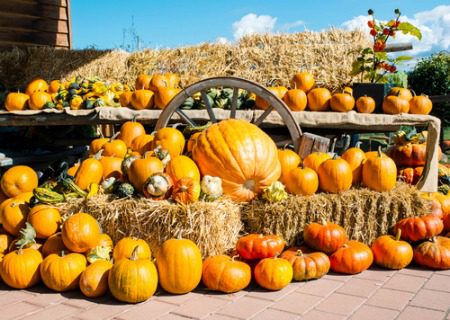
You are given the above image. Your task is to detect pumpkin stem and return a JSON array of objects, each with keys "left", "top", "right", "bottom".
[
  {"left": 321, "top": 218, "right": 328, "bottom": 226},
  {"left": 60, "top": 250, "right": 66, "bottom": 257},
  {"left": 231, "top": 255, "right": 240, "bottom": 261},
  {"left": 395, "top": 229, "right": 402, "bottom": 241},
  {"left": 377, "top": 146, "right": 383, "bottom": 158},
  {"left": 295, "top": 249, "right": 304, "bottom": 257},
  {"left": 410, "top": 89, "right": 416, "bottom": 97},
  {"left": 109, "top": 131, "right": 121, "bottom": 142},
  {"left": 94, "top": 149, "right": 104, "bottom": 160},
  {"left": 130, "top": 246, "right": 140, "bottom": 261}
]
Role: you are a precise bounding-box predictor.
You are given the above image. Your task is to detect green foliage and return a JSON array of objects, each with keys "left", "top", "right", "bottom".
[{"left": 397, "top": 22, "right": 422, "bottom": 40}]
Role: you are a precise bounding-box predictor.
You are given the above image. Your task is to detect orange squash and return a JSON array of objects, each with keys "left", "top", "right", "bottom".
[
  {"left": 330, "top": 92, "right": 355, "bottom": 112},
  {"left": 362, "top": 149, "right": 397, "bottom": 191},
  {"left": 282, "top": 89, "right": 307, "bottom": 111},
  {"left": 388, "top": 143, "right": 440, "bottom": 167},
  {"left": 341, "top": 147, "right": 366, "bottom": 184},
  {"left": 290, "top": 71, "right": 315, "bottom": 92},
  {"left": 131, "top": 89, "right": 154, "bottom": 110},
  {"left": 382, "top": 95, "right": 410, "bottom": 114},
  {"left": 356, "top": 96, "right": 376, "bottom": 113},
  {"left": 99, "top": 156, "right": 123, "bottom": 180},
  {"left": 28, "top": 91, "right": 52, "bottom": 110},
  {"left": 172, "top": 177, "right": 201, "bottom": 204},
  {"left": 149, "top": 73, "right": 180, "bottom": 92},
  {"left": 152, "top": 127, "right": 186, "bottom": 158},
  {"left": 303, "top": 152, "right": 332, "bottom": 173},
  {"left": 74, "top": 158, "right": 103, "bottom": 191},
  {"left": 131, "top": 134, "right": 154, "bottom": 154},
  {"left": 118, "top": 121, "right": 146, "bottom": 149},
  {"left": 317, "top": 156, "right": 352, "bottom": 193},
  {"left": 127, "top": 157, "right": 164, "bottom": 192},
  {"left": 155, "top": 87, "right": 181, "bottom": 109},
  {"left": 280, "top": 246, "right": 330, "bottom": 281},
  {"left": 285, "top": 166, "right": 318, "bottom": 196},
  {"left": 165, "top": 155, "right": 200, "bottom": 183},
  {"left": 330, "top": 240, "right": 373, "bottom": 274},
  {"left": 307, "top": 88, "right": 331, "bottom": 111},
  {"left": 409, "top": 94, "right": 432, "bottom": 115},
  {"left": 1, "top": 165, "right": 38, "bottom": 198},
  {"left": 277, "top": 148, "right": 301, "bottom": 184},
  {"left": 255, "top": 86, "right": 288, "bottom": 110},
  {"left": 135, "top": 74, "right": 152, "bottom": 90},
  {"left": 192, "top": 119, "right": 281, "bottom": 202},
  {"left": 25, "top": 78, "right": 48, "bottom": 96},
  {"left": 27, "top": 205, "right": 61, "bottom": 239}
]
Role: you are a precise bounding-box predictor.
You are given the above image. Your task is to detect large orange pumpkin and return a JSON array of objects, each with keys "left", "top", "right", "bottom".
[
  {"left": 409, "top": 95, "right": 432, "bottom": 115},
  {"left": 330, "top": 240, "right": 373, "bottom": 274},
  {"left": 318, "top": 156, "right": 352, "bottom": 193},
  {"left": 74, "top": 158, "right": 103, "bottom": 191},
  {"left": 307, "top": 88, "right": 331, "bottom": 111},
  {"left": 165, "top": 155, "right": 200, "bottom": 183},
  {"left": 282, "top": 89, "right": 307, "bottom": 111},
  {"left": 1, "top": 165, "right": 38, "bottom": 198},
  {"left": 382, "top": 96, "right": 410, "bottom": 114},
  {"left": 202, "top": 255, "right": 251, "bottom": 293},
  {"left": 236, "top": 234, "right": 285, "bottom": 260},
  {"left": 192, "top": 119, "right": 281, "bottom": 202},
  {"left": 290, "top": 71, "right": 315, "bottom": 92},
  {"left": 285, "top": 166, "right": 318, "bottom": 196},
  {"left": 393, "top": 215, "right": 443, "bottom": 242},
  {"left": 127, "top": 157, "right": 164, "bottom": 192},
  {"left": 149, "top": 73, "right": 180, "bottom": 92},
  {"left": 302, "top": 152, "right": 332, "bottom": 173},
  {"left": 5, "top": 92, "right": 29, "bottom": 111},
  {"left": 25, "top": 78, "right": 48, "bottom": 96},
  {"left": 303, "top": 220, "right": 348, "bottom": 254},
  {"left": 152, "top": 127, "right": 186, "bottom": 158},
  {"left": 118, "top": 121, "right": 146, "bottom": 149},
  {"left": 330, "top": 92, "right": 355, "bottom": 112},
  {"left": 61, "top": 213, "right": 101, "bottom": 253},
  {"left": 362, "top": 149, "right": 397, "bottom": 191},
  {"left": 413, "top": 236, "right": 450, "bottom": 270},
  {"left": 277, "top": 148, "right": 301, "bottom": 184},
  {"left": 341, "top": 147, "right": 366, "bottom": 184}
]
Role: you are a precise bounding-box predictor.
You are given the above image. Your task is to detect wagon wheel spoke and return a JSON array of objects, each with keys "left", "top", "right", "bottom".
[
  {"left": 175, "top": 108, "right": 197, "bottom": 127},
  {"left": 230, "top": 87, "right": 239, "bottom": 119},
  {"left": 201, "top": 90, "right": 217, "bottom": 123},
  {"left": 252, "top": 105, "right": 274, "bottom": 126}
]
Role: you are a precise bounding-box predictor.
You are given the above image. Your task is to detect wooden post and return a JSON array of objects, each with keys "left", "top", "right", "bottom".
[{"left": 384, "top": 42, "right": 413, "bottom": 52}]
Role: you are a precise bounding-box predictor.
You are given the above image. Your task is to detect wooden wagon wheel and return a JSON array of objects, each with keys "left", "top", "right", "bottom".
[{"left": 155, "top": 76, "right": 303, "bottom": 152}]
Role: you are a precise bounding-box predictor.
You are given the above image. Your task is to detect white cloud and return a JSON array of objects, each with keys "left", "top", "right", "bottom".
[
  {"left": 340, "top": 5, "right": 450, "bottom": 56},
  {"left": 216, "top": 37, "right": 230, "bottom": 45},
  {"left": 232, "top": 13, "right": 277, "bottom": 40},
  {"left": 281, "top": 20, "right": 305, "bottom": 32}
]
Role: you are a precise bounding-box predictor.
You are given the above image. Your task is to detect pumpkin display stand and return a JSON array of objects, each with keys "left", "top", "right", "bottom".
[
  {"left": 57, "top": 195, "right": 242, "bottom": 257},
  {"left": 242, "top": 182, "right": 428, "bottom": 246}
]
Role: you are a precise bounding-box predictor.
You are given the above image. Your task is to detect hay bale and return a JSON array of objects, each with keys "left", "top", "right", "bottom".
[
  {"left": 57, "top": 195, "right": 242, "bottom": 258},
  {"left": 241, "top": 183, "right": 428, "bottom": 246}
]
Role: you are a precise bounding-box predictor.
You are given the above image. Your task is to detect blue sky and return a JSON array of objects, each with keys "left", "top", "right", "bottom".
[{"left": 72, "top": 0, "right": 449, "bottom": 56}]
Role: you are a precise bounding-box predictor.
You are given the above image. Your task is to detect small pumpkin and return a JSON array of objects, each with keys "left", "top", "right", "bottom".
[
  {"left": 79, "top": 260, "right": 113, "bottom": 298},
  {"left": 48, "top": 80, "right": 60, "bottom": 94},
  {"left": 135, "top": 74, "right": 152, "bottom": 90},
  {"left": 149, "top": 73, "right": 180, "bottom": 92},
  {"left": 362, "top": 148, "right": 397, "bottom": 191},
  {"left": 42, "top": 233, "right": 66, "bottom": 257},
  {"left": 290, "top": 71, "right": 315, "bottom": 92},
  {"left": 388, "top": 87, "right": 413, "bottom": 101},
  {"left": 61, "top": 213, "right": 101, "bottom": 253},
  {"left": 434, "top": 192, "right": 450, "bottom": 215},
  {"left": 128, "top": 157, "right": 164, "bottom": 192},
  {"left": 330, "top": 92, "right": 355, "bottom": 112},
  {"left": 89, "top": 138, "right": 109, "bottom": 155},
  {"left": 0, "top": 233, "right": 12, "bottom": 254},
  {"left": 255, "top": 86, "right": 288, "bottom": 110},
  {"left": 74, "top": 158, "right": 103, "bottom": 191},
  {"left": 341, "top": 147, "right": 366, "bottom": 184},
  {"left": 25, "top": 78, "right": 49, "bottom": 96},
  {"left": 371, "top": 230, "right": 413, "bottom": 269},
  {"left": 165, "top": 155, "right": 201, "bottom": 184},
  {"left": 131, "top": 134, "right": 154, "bottom": 154},
  {"left": 100, "top": 156, "right": 123, "bottom": 180},
  {"left": 382, "top": 95, "right": 410, "bottom": 114},
  {"left": 40, "top": 251, "right": 87, "bottom": 292},
  {"left": 0, "top": 248, "right": 43, "bottom": 289},
  {"left": 172, "top": 177, "right": 200, "bottom": 204},
  {"left": 28, "top": 91, "right": 52, "bottom": 110},
  {"left": 202, "top": 255, "right": 251, "bottom": 293},
  {"left": 303, "top": 220, "right": 348, "bottom": 254},
  {"left": 142, "top": 173, "right": 173, "bottom": 199},
  {"left": 113, "top": 237, "right": 151, "bottom": 261},
  {"left": 27, "top": 204, "right": 61, "bottom": 239},
  {"left": 277, "top": 148, "right": 301, "bottom": 184},
  {"left": 119, "top": 91, "right": 133, "bottom": 107},
  {"left": 318, "top": 155, "right": 352, "bottom": 193},
  {"left": 388, "top": 143, "right": 440, "bottom": 167},
  {"left": 118, "top": 121, "right": 146, "bottom": 149},
  {"left": 303, "top": 152, "right": 332, "bottom": 173},
  {"left": 130, "top": 89, "right": 154, "bottom": 110},
  {"left": 285, "top": 166, "right": 318, "bottom": 196},
  {"left": 1, "top": 199, "right": 29, "bottom": 236},
  {"left": 280, "top": 246, "right": 330, "bottom": 281},
  {"left": 254, "top": 257, "right": 293, "bottom": 291},
  {"left": 4, "top": 92, "right": 29, "bottom": 111},
  {"left": 356, "top": 95, "right": 376, "bottom": 113},
  {"left": 398, "top": 167, "right": 423, "bottom": 185},
  {"left": 97, "top": 233, "right": 114, "bottom": 249},
  {"left": 329, "top": 240, "right": 373, "bottom": 274},
  {"left": 155, "top": 87, "right": 181, "bottom": 109},
  {"left": 282, "top": 89, "right": 307, "bottom": 111},
  {"left": 413, "top": 236, "right": 450, "bottom": 270},
  {"left": 152, "top": 127, "right": 186, "bottom": 158},
  {"left": 409, "top": 94, "right": 432, "bottom": 115},
  {"left": 1, "top": 165, "right": 38, "bottom": 198},
  {"left": 109, "top": 246, "right": 158, "bottom": 303},
  {"left": 236, "top": 234, "right": 285, "bottom": 260},
  {"left": 393, "top": 215, "right": 443, "bottom": 242},
  {"left": 307, "top": 88, "right": 331, "bottom": 111},
  {"left": 67, "top": 163, "right": 80, "bottom": 177},
  {"left": 102, "top": 139, "right": 127, "bottom": 158}
]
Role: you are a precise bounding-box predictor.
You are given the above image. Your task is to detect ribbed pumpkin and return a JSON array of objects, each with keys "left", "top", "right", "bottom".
[
  {"left": 42, "top": 233, "right": 66, "bottom": 257},
  {"left": 127, "top": 157, "right": 164, "bottom": 192},
  {"left": 362, "top": 148, "right": 397, "bottom": 191},
  {"left": 280, "top": 246, "right": 330, "bottom": 281},
  {"left": 100, "top": 156, "right": 123, "bottom": 180},
  {"left": 102, "top": 139, "right": 127, "bottom": 158},
  {"left": 371, "top": 230, "right": 413, "bottom": 269},
  {"left": 398, "top": 167, "right": 423, "bottom": 185},
  {"left": 165, "top": 155, "right": 200, "bottom": 184},
  {"left": 341, "top": 147, "right": 366, "bottom": 184},
  {"left": 192, "top": 119, "right": 280, "bottom": 202},
  {"left": 303, "top": 152, "right": 332, "bottom": 173},
  {"left": 74, "top": 158, "right": 103, "bottom": 191},
  {"left": 187, "top": 132, "right": 201, "bottom": 153},
  {"left": 118, "top": 121, "right": 146, "bottom": 149},
  {"left": 388, "top": 143, "right": 440, "bottom": 167},
  {"left": 27, "top": 204, "right": 61, "bottom": 239},
  {"left": 113, "top": 237, "right": 151, "bottom": 261},
  {"left": 0, "top": 248, "right": 43, "bottom": 289},
  {"left": 61, "top": 213, "right": 101, "bottom": 253},
  {"left": 28, "top": 91, "right": 52, "bottom": 110},
  {"left": 152, "top": 127, "right": 186, "bottom": 158},
  {"left": 382, "top": 96, "right": 410, "bottom": 114},
  {"left": 1, "top": 165, "right": 38, "bottom": 198},
  {"left": 149, "top": 73, "right": 180, "bottom": 92},
  {"left": 109, "top": 246, "right": 158, "bottom": 303},
  {"left": 156, "top": 238, "right": 202, "bottom": 294},
  {"left": 254, "top": 257, "right": 293, "bottom": 291},
  {"left": 318, "top": 156, "right": 352, "bottom": 193},
  {"left": 155, "top": 87, "right": 181, "bottom": 109},
  {"left": 80, "top": 260, "right": 113, "bottom": 298},
  {"left": 307, "top": 88, "right": 331, "bottom": 111},
  {"left": 5, "top": 92, "right": 29, "bottom": 111},
  {"left": 202, "top": 255, "right": 251, "bottom": 293},
  {"left": 40, "top": 252, "right": 87, "bottom": 292},
  {"left": 330, "top": 92, "right": 355, "bottom": 112},
  {"left": 409, "top": 94, "right": 432, "bottom": 115},
  {"left": 89, "top": 138, "right": 109, "bottom": 155},
  {"left": 282, "top": 89, "right": 307, "bottom": 111},
  {"left": 303, "top": 220, "right": 348, "bottom": 254},
  {"left": 329, "top": 241, "right": 373, "bottom": 274},
  {"left": 393, "top": 215, "right": 443, "bottom": 242},
  {"left": 1, "top": 198, "right": 29, "bottom": 236},
  {"left": 25, "top": 78, "right": 48, "bottom": 96},
  {"left": 277, "top": 148, "right": 301, "bottom": 184},
  {"left": 388, "top": 87, "right": 413, "bottom": 101},
  {"left": 255, "top": 86, "right": 288, "bottom": 110},
  {"left": 172, "top": 177, "right": 201, "bottom": 204},
  {"left": 285, "top": 166, "right": 319, "bottom": 196},
  {"left": 131, "top": 134, "right": 154, "bottom": 154},
  {"left": 413, "top": 236, "right": 450, "bottom": 270},
  {"left": 131, "top": 89, "right": 154, "bottom": 110},
  {"left": 119, "top": 91, "right": 133, "bottom": 107},
  {"left": 236, "top": 234, "right": 285, "bottom": 260},
  {"left": 135, "top": 74, "right": 152, "bottom": 90},
  {"left": 356, "top": 96, "right": 376, "bottom": 113},
  {"left": 290, "top": 71, "right": 315, "bottom": 92}
]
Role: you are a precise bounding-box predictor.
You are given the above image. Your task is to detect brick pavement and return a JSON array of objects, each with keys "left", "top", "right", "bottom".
[{"left": 0, "top": 266, "right": 448, "bottom": 320}]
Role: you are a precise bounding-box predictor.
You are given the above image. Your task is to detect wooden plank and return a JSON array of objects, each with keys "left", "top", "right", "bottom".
[
  {"left": 0, "top": 31, "right": 69, "bottom": 47},
  {"left": 0, "top": 40, "right": 69, "bottom": 49},
  {"left": 12, "top": 0, "right": 67, "bottom": 7},
  {"left": 384, "top": 42, "right": 413, "bottom": 52},
  {"left": 0, "top": 18, "right": 68, "bottom": 33},
  {"left": 66, "top": 0, "right": 71, "bottom": 49},
  {"left": 0, "top": 2, "right": 67, "bottom": 20}
]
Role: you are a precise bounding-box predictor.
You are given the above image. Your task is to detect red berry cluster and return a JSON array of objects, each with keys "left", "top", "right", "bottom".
[{"left": 376, "top": 62, "right": 396, "bottom": 73}]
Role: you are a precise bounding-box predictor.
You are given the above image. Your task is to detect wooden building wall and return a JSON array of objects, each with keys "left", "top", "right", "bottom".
[{"left": 0, "top": 0, "right": 71, "bottom": 49}]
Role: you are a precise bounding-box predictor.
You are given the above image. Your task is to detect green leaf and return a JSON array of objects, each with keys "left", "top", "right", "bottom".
[
  {"left": 397, "top": 22, "right": 422, "bottom": 40},
  {"left": 395, "top": 55, "right": 413, "bottom": 61},
  {"left": 375, "top": 52, "right": 388, "bottom": 61},
  {"left": 350, "top": 61, "right": 364, "bottom": 76}
]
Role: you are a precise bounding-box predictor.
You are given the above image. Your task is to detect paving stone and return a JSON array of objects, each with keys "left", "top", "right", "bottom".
[
  {"left": 270, "top": 292, "right": 323, "bottom": 315},
  {"left": 216, "top": 296, "right": 272, "bottom": 319},
  {"left": 0, "top": 290, "right": 36, "bottom": 306},
  {"left": 383, "top": 273, "right": 427, "bottom": 292},
  {"left": 397, "top": 306, "right": 446, "bottom": 320},
  {"left": 171, "top": 296, "right": 230, "bottom": 319},
  {"left": 200, "top": 315, "right": 237, "bottom": 320},
  {"left": 0, "top": 301, "right": 42, "bottom": 320},
  {"left": 19, "top": 303, "right": 82, "bottom": 320},
  {"left": 247, "top": 283, "right": 297, "bottom": 301},
  {"left": 116, "top": 300, "right": 177, "bottom": 320},
  {"left": 349, "top": 305, "right": 399, "bottom": 320},
  {"left": 77, "top": 302, "right": 132, "bottom": 320},
  {"left": 25, "top": 292, "right": 66, "bottom": 306},
  {"left": 155, "top": 292, "right": 201, "bottom": 305},
  {"left": 336, "top": 278, "right": 381, "bottom": 298},
  {"left": 354, "top": 268, "right": 396, "bottom": 282},
  {"left": 436, "top": 269, "right": 450, "bottom": 277},
  {"left": 296, "top": 279, "right": 343, "bottom": 297},
  {"left": 315, "top": 293, "right": 366, "bottom": 316},
  {"left": 399, "top": 267, "right": 434, "bottom": 278},
  {"left": 248, "top": 308, "right": 300, "bottom": 319},
  {"left": 424, "top": 274, "right": 450, "bottom": 292},
  {"left": 322, "top": 272, "right": 352, "bottom": 282},
  {"left": 365, "top": 288, "right": 414, "bottom": 311},
  {"left": 156, "top": 313, "right": 195, "bottom": 320},
  {"left": 302, "top": 309, "right": 346, "bottom": 320},
  {"left": 409, "top": 288, "right": 450, "bottom": 311}
]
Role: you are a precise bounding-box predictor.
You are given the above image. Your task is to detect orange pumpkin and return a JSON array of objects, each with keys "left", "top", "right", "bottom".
[
  {"left": 135, "top": 74, "right": 152, "bottom": 90},
  {"left": 202, "top": 255, "right": 251, "bottom": 293},
  {"left": 382, "top": 95, "right": 410, "bottom": 114},
  {"left": 254, "top": 257, "right": 293, "bottom": 291},
  {"left": 172, "top": 177, "right": 201, "bottom": 204},
  {"left": 67, "top": 163, "right": 80, "bottom": 177},
  {"left": 119, "top": 91, "right": 133, "bottom": 107},
  {"left": 118, "top": 121, "right": 146, "bottom": 149},
  {"left": 48, "top": 80, "right": 60, "bottom": 94},
  {"left": 102, "top": 139, "right": 127, "bottom": 158},
  {"left": 113, "top": 237, "right": 151, "bottom": 261},
  {"left": 152, "top": 127, "right": 186, "bottom": 158},
  {"left": 282, "top": 89, "right": 307, "bottom": 111},
  {"left": 362, "top": 149, "right": 397, "bottom": 191},
  {"left": 127, "top": 157, "right": 164, "bottom": 192},
  {"left": 74, "top": 158, "right": 103, "bottom": 191},
  {"left": 0, "top": 233, "right": 12, "bottom": 254},
  {"left": 409, "top": 94, "right": 432, "bottom": 115},
  {"left": 398, "top": 167, "right": 423, "bottom": 185},
  {"left": 341, "top": 147, "right": 366, "bottom": 184},
  {"left": 61, "top": 213, "right": 101, "bottom": 253},
  {"left": 285, "top": 166, "right": 318, "bottom": 196},
  {"left": 131, "top": 89, "right": 154, "bottom": 110},
  {"left": 236, "top": 234, "right": 285, "bottom": 260},
  {"left": 303, "top": 152, "right": 332, "bottom": 173},
  {"left": 131, "top": 134, "right": 154, "bottom": 154},
  {"left": 27, "top": 205, "right": 61, "bottom": 239},
  {"left": 89, "top": 138, "right": 109, "bottom": 155},
  {"left": 1, "top": 199, "right": 29, "bottom": 236},
  {"left": 255, "top": 86, "right": 288, "bottom": 110},
  {"left": 317, "top": 156, "right": 352, "bottom": 193},
  {"left": 277, "top": 148, "right": 301, "bottom": 184},
  {"left": 330, "top": 93, "right": 355, "bottom": 112},
  {"left": 388, "top": 143, "right": 441, "bottom": 167},
  {"left": 413, "top": 236, "right": 450, "bottom": 270},
  {"left": 307, "top": 88, "right": 331, "bottom": 111},
  {"left": 187, "top": 132, "right": 201, "bottom": 153},
  {"left": 290, "top": 71, "right": 315, "bottom": 92},
  {"left": 435, "top": 193, "right": 450, "bottom": 215},
  {"left": 0, "top": 248, "right": 43, "bottom": 289},
  {"left": 192, "top": 119, "right": 281, "bottom": 202},
  {"left": 79, "top": 260, "right": 113, "bottom": 298},
  {"left": 28, "top": 91, "right": 52, "bottom": 110},
  {"left": 371, "top": 230, "right": 413, "bottom": 269},
  {"left": 388, "top": 87, "right": 413, "bottom": 101},
  {"left": 5, "top": 92, "right": 29, "bottom": 111},
  {"left": 303, "top": 220, "right": 348, "bottom": 254},
  {"left": 393, "top": 215, "right": 444, "bottom": 242},
  {"left": 356, "top": 96, "right": 376, "bottom": 113},
  {"left": 330, "top": 240, "right": 373, "bottom": 274},
  {"left": 155, "top": 87, "right": 181, "bottom": 109},
  {"left": 149, "top": 73, "right": 180, "bottom": 92},
  {"left": 280, "top": 246, "right": 330, "bottom": 281},
  {"left": 25, "top": 78, "right": 48, "bottom": 96},
  {"left": 99, "top": 156, "right": 123, "bottom": 180},
  {"left": 165, "top": 155, "right": 200, "bottom": 183},
  {"left": 42, "top": 233, "right": 66, "bottom": 257},
  {"left": 1, "top": 165, "right": 38, "bottom": 198}
]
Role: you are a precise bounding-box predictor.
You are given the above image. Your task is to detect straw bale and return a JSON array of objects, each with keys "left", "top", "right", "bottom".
[
  {"left": 57, "top": 195, "right": 242, "bottom": 257},
  {"left": 241, "top": 183, "right": 428, "bottom": 246}
]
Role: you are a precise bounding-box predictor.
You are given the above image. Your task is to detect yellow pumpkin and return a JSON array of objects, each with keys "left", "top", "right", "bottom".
[
  {"left": 165, "top": 155, "right": 200, "bottom": 183},
  {"left": 131, "top": 89, "right": 154, "bottom": 110},
  {"left": 155, "top": 87, "right": 181, "bottom": 109},
  {"left": 28, "top": 91, "right": 52, "bottom": 110},
  {"left": 1, "top": 165, "right": 38, "bottom": 198},
  {"left": 152, "top": 127, "right": 186, "bottom": 158},
  {"left": 79, "top": 260, "right": 113, "bottom": 298},
  {"left": 74, "top": 158, "right": 103, "bottom": 191},
  {"left": 4, "top": 92, "right": 29, "bottom": 111},
  {"left": 25, "top": 78, "right": 49, "bottom": 96},
  {"left": 0, "top": 248, "right": 43, "bottom": 289}
]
